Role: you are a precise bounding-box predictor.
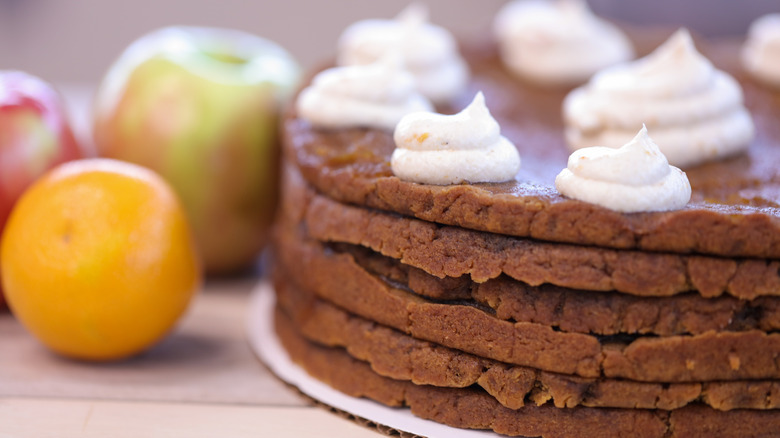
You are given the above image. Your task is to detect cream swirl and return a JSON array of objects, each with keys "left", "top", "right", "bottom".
[
  {"left": 295, "top": 54, "right": 433, "bottom": 130},
  {"left": 391, "top": 92, "right": 520, "bottom": 185},
  {"left": 742, "top": 13, "right": 780, "bottom": 89},
  {"left": 337, "top": 3, "right": 469, "bottom": 103},
  {"left": 563, "top": 28, "right": 754, "bottom": 168},
  {"left": 493, "top": 0, "right": 634, "bottom": 87},
  {"left": 555, "top": 126, "right": 691, "bottom": 213}
]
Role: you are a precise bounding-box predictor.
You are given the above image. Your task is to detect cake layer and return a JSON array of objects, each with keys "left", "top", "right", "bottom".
[
  {"left": 285, "top": 38, "right": 780, "bottom": 259},
  {"left": 337, "top": 243, "right": 780, "bottom": 337},
  {"left": 274, "top": 201, "right": 780, "bottom": 382},
  {"left": 281, "top": 156, "right": 780, "bottom": 300},
  {"left": 305, "top": 188, "right": 780, "bottom": 300},
  {"left": 274, "top": 299, "right": 780, "bottom": 438},
  {"left": 274, "top": 271, "right": 780, "bottom": 411}
]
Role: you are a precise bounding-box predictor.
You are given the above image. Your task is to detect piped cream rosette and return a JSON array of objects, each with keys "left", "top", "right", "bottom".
[
  {"left": 493, "top": 0, "right": 634, "bottom": 87},
  {"left": 295, "top": 54, "right": 433, "bottom": 131},
  {"left": 337, "top": 3, "right": 469, "bottom": 104},
  {"left": 742, "top": 13, "right": 780, "bottom": 89},
  {"left": 563, "top": 29, "right": 754, "bottom": 168},
  {"left": 391, "top": 92, "right": 521, "bottom": 185},
  {"left": 555, "top": 125, "right": 691, "bottom": 213}
]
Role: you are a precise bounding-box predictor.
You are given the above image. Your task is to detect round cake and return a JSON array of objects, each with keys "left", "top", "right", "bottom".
[{"left": 270, "top": 3, "right": 780, "bottom": 437}]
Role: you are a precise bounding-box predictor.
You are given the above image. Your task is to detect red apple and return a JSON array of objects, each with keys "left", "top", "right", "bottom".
[
  {"left": 93, "top": 26, "right": 300, "bottom": 274},
  {"left": 0, "top": 71, "right": 86, "bottom": 307}
]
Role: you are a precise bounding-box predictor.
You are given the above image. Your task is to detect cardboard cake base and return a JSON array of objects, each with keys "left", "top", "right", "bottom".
[{"left": 246, "top": 281, "right": 499, "bottom": 438}]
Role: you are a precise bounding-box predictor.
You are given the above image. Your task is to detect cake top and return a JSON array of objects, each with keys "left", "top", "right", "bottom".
[
  {"left": 337, "top": 3, "right": 469, "bottom": 104},
  {"left": 284, "top": 11, "right": 780, "bottom": 259},
  {"left": 493, "top": 0, "right": 634, "bottom": 87},
  {"left": 391, "top": 92, "right": 521, "bottom": 185},
  {"left": 295, "top": 53, "right": 432, "bottom": 130},
  {"left": 555, "top": 125, "right": 691, "bottom": 213},
  {"left": 742, "top": 13, "right": 780, "bottom": 89},
  {"left": 563, "top": 28, "right": 755, "bottom": 168}
]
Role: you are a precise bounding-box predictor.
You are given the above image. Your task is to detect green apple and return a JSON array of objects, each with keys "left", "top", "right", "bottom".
[{"left": 93, "top": 26, "right": 300, "bottom": 274}]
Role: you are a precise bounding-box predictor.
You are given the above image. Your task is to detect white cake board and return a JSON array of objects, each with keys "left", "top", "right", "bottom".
[{"left": 246, "top": 281, "right": 501, "bottom": 438}]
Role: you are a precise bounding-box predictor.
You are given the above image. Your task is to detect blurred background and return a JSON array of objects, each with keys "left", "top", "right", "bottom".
[{"left": 1, "top": 0, "right": 778, "bottom": 83}]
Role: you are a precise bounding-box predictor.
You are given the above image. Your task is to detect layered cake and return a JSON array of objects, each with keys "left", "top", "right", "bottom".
[{"left": 270, "top": 2, "right": 780, "bottom": 436}]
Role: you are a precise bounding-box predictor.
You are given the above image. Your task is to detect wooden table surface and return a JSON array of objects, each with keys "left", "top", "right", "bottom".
[{"left": 0, "top": 273, "right": 381, "bottom": 437}]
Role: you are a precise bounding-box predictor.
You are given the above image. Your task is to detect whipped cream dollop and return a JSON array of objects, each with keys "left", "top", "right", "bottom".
[
  {"left": 296, "top": 54, "right": 433, "bottom": 130},
  {"left": 742, "top": 13, "right": 780, "bottom": 88},
  {"left": 493, "top": 0, "right": 634, "bottom": 87},
  {"left": 563, "top": 28, "right": 754, "bottom": 168},
  {"left": 391, "top": 92, "right": 520, "bottom": 185},
  {"left": 337, "top": 4, "right": 469, "bottom": 103},
  {"left": 555, "top": 126, "right": 691, "bottom": 213}
]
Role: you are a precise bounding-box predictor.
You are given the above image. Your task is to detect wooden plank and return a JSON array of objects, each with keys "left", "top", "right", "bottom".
[
  {"left": 0, "top": 397, "right": 380, "bottom": 437},
  {"left": 0, "top": 276, "right": 303, "bottom": 406}
]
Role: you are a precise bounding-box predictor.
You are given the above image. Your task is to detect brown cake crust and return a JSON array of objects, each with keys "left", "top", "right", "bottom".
[
  {"left": 274, "top": 201, "right": 780, "bottom": 382},
  {"left": 275, "top": 272, "right": 780, "bottom": 411},
  {"left": 284, "top": 38, "right": 780, "bottom": 259},
  {"left": 274, "top": 302, "right": 780, "bottom": 438},
  {"left": 307, "top": 189, "right": 780, "bottom": 300},
  {"left": 337, "top": 243, "right": 780, "bottom": 337},
  {"left": 291, "top": 164, "right": 780, "bottom": 300}
]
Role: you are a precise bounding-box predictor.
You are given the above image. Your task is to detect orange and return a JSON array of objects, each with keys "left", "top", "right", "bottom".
[{"left": 0, "top": 158, "right": 201, "bottom": 360}]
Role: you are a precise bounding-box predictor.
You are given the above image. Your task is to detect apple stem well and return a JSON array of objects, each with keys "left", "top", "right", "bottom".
[{"left": 203, "top": 51, "right": 248, "bottom": 65}]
